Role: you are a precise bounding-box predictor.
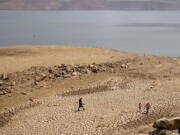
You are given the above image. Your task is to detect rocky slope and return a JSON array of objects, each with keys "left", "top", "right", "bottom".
[{"left": 0, "top": 46, "right": 180, "bottom": 135}]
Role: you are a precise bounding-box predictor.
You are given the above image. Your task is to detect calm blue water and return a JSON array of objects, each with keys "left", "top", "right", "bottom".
[{"left": 0, "top": 10, "right": 180, "bottom": 57}]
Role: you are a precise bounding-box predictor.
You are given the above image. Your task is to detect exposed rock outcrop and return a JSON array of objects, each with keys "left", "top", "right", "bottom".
[
  {"left": 153, "top": 117, "right": 180, "bottom": 131},
  {"left": 0, "top": 60, "right": 131, "bottom": 96}
]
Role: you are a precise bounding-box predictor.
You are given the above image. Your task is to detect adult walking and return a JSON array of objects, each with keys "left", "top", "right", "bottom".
[
  {"left": 139, "top": 103, "right": 142, "bottom": 112},
  {"left": 145, "top": 102, "right": 151, "bottom": 115},
  {"left": 78, "top": 97, "right": 85, "bottom": 111}
]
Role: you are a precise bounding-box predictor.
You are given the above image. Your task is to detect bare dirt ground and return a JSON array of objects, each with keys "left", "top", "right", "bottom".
[
  {"left": 0, "top": 45, "right": 132, "bottom": 74},
  {"left": 0, "top": 45, "right": 180, "bottom": 135}
]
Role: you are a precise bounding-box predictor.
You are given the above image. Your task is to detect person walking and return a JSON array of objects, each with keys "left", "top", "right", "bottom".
[
  {"left": 78, "top": 97, "right": 85, "bottom": 111},
  {"left": 145, "top": 102, "right": 151, "bottom": 115},
  {"left": 139, "top": 103, "right": 142, "bottom": 113}
]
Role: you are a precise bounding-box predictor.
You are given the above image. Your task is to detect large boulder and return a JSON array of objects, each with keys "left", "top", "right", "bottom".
[
  {"left": 153, "top": 117, "right": 180, "bottom": 131},
  {"left": 159, "top": 130, "right": 172, "bottom": 135}
]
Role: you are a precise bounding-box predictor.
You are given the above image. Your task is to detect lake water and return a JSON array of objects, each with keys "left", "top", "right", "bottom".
[{"left": 0, "top": 10, "right": 180, "bottom": 57}]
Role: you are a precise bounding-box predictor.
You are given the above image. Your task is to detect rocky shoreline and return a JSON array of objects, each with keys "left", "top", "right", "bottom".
[{"left": 0, "top": 60, "right": 130, "bottom": 96}]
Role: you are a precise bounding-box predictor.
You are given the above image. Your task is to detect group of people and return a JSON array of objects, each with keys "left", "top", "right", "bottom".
[
  {"left": 139, "top": 102, "right": 151, "bottom": 115},
  {"left": 77, "top": 98, "right": 151, "bottom": 115}
]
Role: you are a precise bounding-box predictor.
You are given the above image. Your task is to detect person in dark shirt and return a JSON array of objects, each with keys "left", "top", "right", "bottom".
[
  {"left": 139, "top": 103, "right": 142, "bottom": 113},
  {"left": 78, "top": 97, "right": 85, "bottom": 111},
  {"left": 145, "top": 102, "right": 151, "bottom": 115}
]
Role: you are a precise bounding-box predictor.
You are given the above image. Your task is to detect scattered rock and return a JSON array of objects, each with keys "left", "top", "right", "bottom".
[
  {"left": 29, "top": 98, "right": 34, "bottom": 102},
  {"left": 20, "top": 92, "right": 27, "bottom": 95},
  {"left": 35, "top": 76, "right": 42, "bottom": 82},
  {"left": 172, "top": 130, "right": 179, "bottom": 134},
  {"left": 48, "top": 68, "right": 53, "bottom": 73},
  {"left": 10, "top": 81, "right": 16, "bottom": 86},
  {"left": 110, "top": 68, "right": 114, "bottom": 73},
  {"left": 159, "top": 130, "right": 172, "bottom": 135},
  {"left": 163, "top": 75, "right": 170, "bottom": 78},
  {"left": 91, "top": 66, "right": 98, "bottom": 73},
  {"left": 0, "top": 61, "right": 116, "bottom": 97},
  {"left": 105, "top": 62, "right": 114, "bottom": 68},
  {"left": 6, "top": 89, "right": 12, "bottom": 93},
  {"left": 86, "top": 69, "right": 91, "bottom": 74},
  {"left": 0, "top": 87, "right": 11, "bottom": 95},
  {"left": 65, "top": 65, "right": 73, "bottom": 73},
  {"left": 171, "top": 132, "right": 180, "bottom": 135},
  {"left": 34, "top": 81, "right": 38, "bottom": 85},
  {"left": 1, "top": 74, "right": 8, "bottom": 80},
  {"left": 77, "top": 67, "right": 91, "bottom": 74},
  {"left": 0, "top": 81, "right": 3, "bottom": 86},
  {"left": 61, "top": 71, "right": 66, "bottom": 76},
  {"left": 111, "top": 131, "right": 119, "bottom": 135},
  {"left": 7, "top": 94, "right": 12, "bottom": 97},
  {"left": 0, "top": 91, "right": 5, "bottom": 95},
  {"left": 35, "top": 73, "right": 46, "bottom": 82},
  {"left": 41, "top": 73, "right": 46, "bottom": 78},
  {"left": 64, "top": 74, "right": 71, "bottom": 78},
  {"left": 121, "top": 64, "right": 128, "bottom": 69},
  {"left": 153, "top": 117, "right": 180, "bottom": 131},
  {"left": 101, "top": 67, "right": 106, "bottom": 72},
  {"left": 54, "top": 73, "right": 61, "bottom": 78},
  {"left": 88, "top": 64, "right": 94, "bottom": 68},
  {"left": 38, "top": 82, "right": 46, "bottom": 88},
  {"left": 72, "top": 72, "right": 78, "bottom": 76}
]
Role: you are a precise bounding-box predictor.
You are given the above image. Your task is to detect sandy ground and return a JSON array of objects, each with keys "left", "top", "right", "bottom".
[
  {"left": 0, "top": 45, "right": 132, "bottom": 74},
  {"left": 0, "top": 45, "right": 180, "bottom": 135},
  {"left": 0, "top": 77, "right": 180, "bottom": 135},
  {"left": 0, "top": 45, "right": 134, "bottom": 110}
]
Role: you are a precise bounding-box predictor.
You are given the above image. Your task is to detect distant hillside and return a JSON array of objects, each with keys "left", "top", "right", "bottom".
[{"left": 0, "top": 0, "right": 180, "bottom": 10}]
